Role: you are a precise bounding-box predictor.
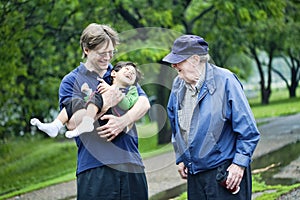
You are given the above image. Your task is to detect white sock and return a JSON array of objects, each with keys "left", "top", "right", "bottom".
[
  {"left": 65, "top": 116, "right": 94, "bottom": 138},
  {"left": 30, "top": 118, "right": 63, "bottom": 138}
]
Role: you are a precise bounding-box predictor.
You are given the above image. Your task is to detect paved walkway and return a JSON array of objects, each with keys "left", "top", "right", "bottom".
[{"left": 8, "top": 113, "right": 300, "bottom": 200}]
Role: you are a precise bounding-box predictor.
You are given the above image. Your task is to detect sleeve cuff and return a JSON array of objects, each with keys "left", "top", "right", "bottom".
[{"left": 233, "top": 153, "right": 251, "bottom": 167}]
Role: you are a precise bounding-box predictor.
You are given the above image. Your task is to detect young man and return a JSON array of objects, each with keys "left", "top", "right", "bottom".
[
  {"left": 30, "top": 61, "right": 141, "bottom": 138},
  {"left": 40, "top": 23, "right": 150, "bottom": 200},
  {"left": 163, "top": 35, "right": 260, "bottom": 200}
]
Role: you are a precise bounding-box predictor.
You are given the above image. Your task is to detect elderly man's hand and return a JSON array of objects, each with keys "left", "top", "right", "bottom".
[
  {"left": 177, "top": 162, "right": 188, "bottom": 179},
  {"left": 226, "top": 163, "right": 245, "bottom": 191}
]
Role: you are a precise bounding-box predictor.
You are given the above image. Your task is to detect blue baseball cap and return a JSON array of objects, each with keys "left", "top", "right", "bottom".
[{"left": 163, "top": 35, "right": 209, "bottom": 64}]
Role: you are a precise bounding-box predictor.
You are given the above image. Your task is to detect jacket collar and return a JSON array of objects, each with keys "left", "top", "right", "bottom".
[{"left": 205, "top": 62, "right": 216, "bottom": 95}]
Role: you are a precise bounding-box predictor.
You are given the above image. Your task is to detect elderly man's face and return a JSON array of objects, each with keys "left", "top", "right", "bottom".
[{"left": 171, "top": 55, "right": 202, "bottom": 86}]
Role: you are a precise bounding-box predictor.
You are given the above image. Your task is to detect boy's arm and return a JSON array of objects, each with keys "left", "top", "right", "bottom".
[{"left": 118, "top": 86, "right": 139, "bottom": 110}]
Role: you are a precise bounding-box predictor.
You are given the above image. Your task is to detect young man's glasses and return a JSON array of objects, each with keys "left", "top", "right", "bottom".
[{"left": 97, "top": 50, "right": 117, "bottom": 57}]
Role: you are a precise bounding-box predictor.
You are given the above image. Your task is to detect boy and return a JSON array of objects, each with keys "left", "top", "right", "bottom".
[{"left": 30, "top": 61, "right": 141, "bottom": 138}]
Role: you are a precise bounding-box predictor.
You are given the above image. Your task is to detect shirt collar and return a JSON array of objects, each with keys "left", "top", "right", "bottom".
[
  {"left": 78, "top": 62, "right": 113, "bottom": 78},
  {"left": 103, "top": 63, "right": 113, "bottom": 79}
]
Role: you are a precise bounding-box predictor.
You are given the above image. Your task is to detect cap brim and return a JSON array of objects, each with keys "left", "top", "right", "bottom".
[{"left": 162, "top": 52, "right": 189, "bottom": 64}]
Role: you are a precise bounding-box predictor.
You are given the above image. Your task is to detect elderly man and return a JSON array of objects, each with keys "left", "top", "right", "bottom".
[{"left": 163, "top": 35, "right": 260, "bottom": 200}]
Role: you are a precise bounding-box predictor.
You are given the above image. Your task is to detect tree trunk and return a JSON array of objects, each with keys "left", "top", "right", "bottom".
[
  {"left": 156, "top": 64, "right": 173, "bottom": 144},
  {"left": 289, "top": 81, "right": 298, "bottom": 98},
  {"left": 261, "top": 88, "right": 271, "bottom": 105},
  {"left": 289, "top": 66, "right": 298, "bottom": 98},
  {"left": 251, "top": 47, "right": 271, "bottom": 105}
]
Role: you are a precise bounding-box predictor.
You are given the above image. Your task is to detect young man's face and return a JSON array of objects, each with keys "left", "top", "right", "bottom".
[
  {"left": 85, "top": 40, "right": 114, "bottom": 71},
  {"left": 112, "top": 65, "right": 137, "bottom": 87}
]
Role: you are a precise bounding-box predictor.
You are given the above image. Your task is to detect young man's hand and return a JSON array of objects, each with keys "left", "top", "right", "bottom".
[{"left": 97, "top": 114, "right": 128, "bottom": 141}]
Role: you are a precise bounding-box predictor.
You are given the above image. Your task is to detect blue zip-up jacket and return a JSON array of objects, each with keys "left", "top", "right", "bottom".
[{"left": 167, "top": 63, "right": 260, "bottom": 174}]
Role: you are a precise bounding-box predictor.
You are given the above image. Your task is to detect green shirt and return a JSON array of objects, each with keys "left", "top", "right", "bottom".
[{"left": 118, "top": 85, "right": 138, "bottom": 110}]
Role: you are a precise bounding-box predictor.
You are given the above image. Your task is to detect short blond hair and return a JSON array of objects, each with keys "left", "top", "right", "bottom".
[{"left": 80, "top": 23, "right": 119, "bottom": 58}]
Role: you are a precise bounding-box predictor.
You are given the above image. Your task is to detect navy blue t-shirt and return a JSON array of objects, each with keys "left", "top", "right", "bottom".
[{"left": 59, "top": 63, "right": 147, "bottom": 175}]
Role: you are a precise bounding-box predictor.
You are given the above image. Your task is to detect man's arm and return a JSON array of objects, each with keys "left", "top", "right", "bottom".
[
  {"left": 97, "top": 96, "right": 150, "bottom": 141},
  {"left": 122, "top": 95, "right": 150, "bottom": 123}
]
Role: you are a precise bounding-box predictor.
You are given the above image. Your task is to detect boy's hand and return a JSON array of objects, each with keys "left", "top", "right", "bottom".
[
  {"left": 101, "top": 85, "right": 123, "bottom": 112},
  {"left": 97, "top": 79, "right": 112, "bottom": 94}
]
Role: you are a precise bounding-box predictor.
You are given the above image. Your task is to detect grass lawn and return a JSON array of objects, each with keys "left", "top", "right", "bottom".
[
  {"left": 249, "top": 88, "right": 300, "bottom": 119},
  {"left": 0, "top": 123, "right": 171, "bottom": 199},
  {"left": 0, "top": 137, "right": 77, "bottom": 199},
  {"left": 0, "top": 88, "right": 299, "bottom": 199}
]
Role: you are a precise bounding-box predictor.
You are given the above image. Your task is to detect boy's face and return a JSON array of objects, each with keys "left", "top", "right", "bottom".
[{"left": 112, "top": 65, "right": 137, "bottom": 87}]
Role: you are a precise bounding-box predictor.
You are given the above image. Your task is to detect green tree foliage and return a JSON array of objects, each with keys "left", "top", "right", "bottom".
[
  {"left": 272, "top": 0, "right": 300, "bottom": 98},
  {"left": 0, "top": 0, "right": 298, "bottom": 141},
  {"left": 215, "top": 0, "right": 298, "bottom": 104},
  {"left": 186, "top": 0, "right": 298, "bottom": 104},
  {"left": 111, "top": 0, "right": 188, "bottom": 144},
  {"left": 0, "top": 1, "right": 27, "bottom": 139},
  {"left": 110, "top": 0, "right": 291, "bottom": 142},
  {"left": 0, "top": 0, "right": 117, "bottom": 139}
]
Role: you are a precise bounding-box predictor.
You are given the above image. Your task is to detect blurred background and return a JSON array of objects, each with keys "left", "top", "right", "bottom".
[
  {"left": 0, "top": 0, "right": 299, "bottom": 142},
  {"left": 0, "top": 1, "right": 299, "bottom": 198}
]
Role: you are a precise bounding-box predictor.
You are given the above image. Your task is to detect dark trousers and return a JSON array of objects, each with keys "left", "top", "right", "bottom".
[
  {"left": 187, "top": 161, "right": 252, "bottom": 200},
  {"left": 77, "top": 164, "right": 148, "bottom": 200}
]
